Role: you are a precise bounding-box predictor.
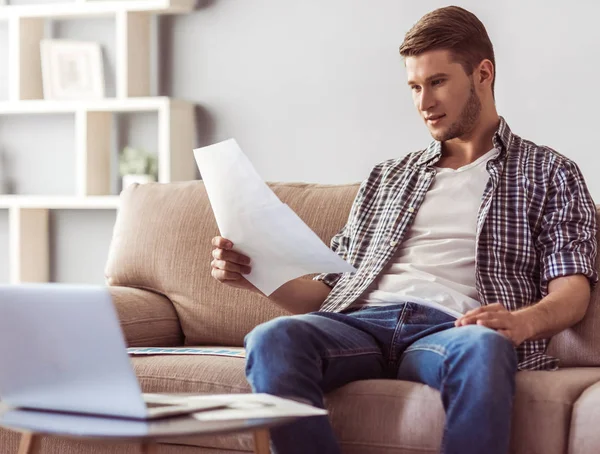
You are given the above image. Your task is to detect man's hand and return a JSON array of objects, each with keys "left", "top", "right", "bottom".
[
  {"left": 210, "top": 236, "right": 332, "bottom": 314},
  {"left": 211, "top": 236, "right": 261, "bottom": 294},
  {"left": 454, "top": 303, "right": 532, "bottom": 347}
]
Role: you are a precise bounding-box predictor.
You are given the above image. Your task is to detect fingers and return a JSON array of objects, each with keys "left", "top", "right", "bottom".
[
  {"left": 212, "top": 248, "right": 251, "bottom": 266},
  {"left": 475, "top": 317, "right": 505, "bottom": 329},
  {"left": 455, "top": 303, "right": 506, "bottom": 326},
  {"left": 211, "top": 236, "right": 251, "bottom": 266},
  {"left": 454, "top": 307, "right": 522, "bottom": 346},
  {"left": 456, "top": 313, "right": 511, "bottom": 332},
  {"left": 211, "top": 267, "right": 245, "bottom": 282},
  {"left": 211, "top": 236, "right": 233, "bottom": 249},
  {"left": 210, "top": 237, "right": 254, "bottom": 288},
  {"left": 456, "top": 317, "right": 477, "bottom": 327},
  {"left": 211, "top": 259, "right": 251, "bottom": 275},
  {"left": 456, "top": 313, "right": 482, "bottom": 326}
]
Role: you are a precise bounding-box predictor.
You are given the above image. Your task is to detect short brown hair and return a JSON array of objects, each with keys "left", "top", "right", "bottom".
[{"left": 399, "top": 6, "right": 496, "bottom": 94}]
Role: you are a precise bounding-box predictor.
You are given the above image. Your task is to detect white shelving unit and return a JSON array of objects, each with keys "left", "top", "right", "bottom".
[{"left": 0, "top": 0, "right": 197, "bottom": 284}]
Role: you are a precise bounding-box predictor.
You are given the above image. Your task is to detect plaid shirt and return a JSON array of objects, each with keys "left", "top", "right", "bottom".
[{"left": 314, "top": 116, "right": 598, "bottom": 371}]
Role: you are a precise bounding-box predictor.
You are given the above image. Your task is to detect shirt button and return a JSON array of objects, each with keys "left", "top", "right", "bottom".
[
  {"left": 408, "top": 206, "right": 415, "bottom": 213},
  {"left": 390, "top": 240, "right": 398, "bottom": 247}
]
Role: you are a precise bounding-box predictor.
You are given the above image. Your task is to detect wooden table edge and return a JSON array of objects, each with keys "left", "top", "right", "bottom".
[{"left": 17, "top": 429, "right": 270, "bottom": 454}]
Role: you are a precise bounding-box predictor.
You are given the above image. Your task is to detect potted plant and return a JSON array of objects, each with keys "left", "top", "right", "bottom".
[
  {"left": 0, "top": 146, "right": 12, "bottom": 194},
  {"left": 119, "top": 146, "right": 158, "bottom": 188}
]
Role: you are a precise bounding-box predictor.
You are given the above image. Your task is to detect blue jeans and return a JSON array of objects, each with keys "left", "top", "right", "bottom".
[{"left": 244, "top": 302, "right": 518, "bottom": 454}]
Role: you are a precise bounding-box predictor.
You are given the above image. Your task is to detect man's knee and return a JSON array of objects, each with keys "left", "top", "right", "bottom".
[
  {"left": 455, "top": 325, "right": 518, "bottom": 368},
  {"left": 244, "top": 315, "right": 312, "bottom": 351}
]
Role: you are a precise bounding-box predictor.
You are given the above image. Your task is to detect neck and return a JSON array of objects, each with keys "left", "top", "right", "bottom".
[{"left": 441, "top": 107, "right": 500, "bottom": 164}]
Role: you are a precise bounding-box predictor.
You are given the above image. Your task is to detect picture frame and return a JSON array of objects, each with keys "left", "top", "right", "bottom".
[{"left": 40, "top": 39, "right": 106, "bottom": 101}]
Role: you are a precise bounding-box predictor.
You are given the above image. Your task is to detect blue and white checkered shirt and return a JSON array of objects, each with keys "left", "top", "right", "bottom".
[{"left": 314, "top": 116, "right": 598, "bottom": 371}]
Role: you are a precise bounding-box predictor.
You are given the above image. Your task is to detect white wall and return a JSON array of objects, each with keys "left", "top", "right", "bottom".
[
  {"left": 0, "top": 0, "right": 599, "bottom": 283},
  {"left": 171, "top": 0, "right": 600, "bottom": 190}
]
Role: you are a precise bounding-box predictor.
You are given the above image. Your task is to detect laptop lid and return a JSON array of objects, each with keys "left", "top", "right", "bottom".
[{"left": 0, "top": 283, "right": 149, "bottom": 419}]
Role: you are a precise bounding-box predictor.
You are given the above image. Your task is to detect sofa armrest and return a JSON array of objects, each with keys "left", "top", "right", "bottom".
[
  {"left": 109, "top": 285, "right": 184, "bottom": 347},
  {"left": 568, "top": 372, "right": 600, "bottom": 454}
]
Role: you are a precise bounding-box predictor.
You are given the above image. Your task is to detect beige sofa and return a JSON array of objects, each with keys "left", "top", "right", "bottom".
[{"left": 2, "top": 180, "right": 600, "bottom": 454}]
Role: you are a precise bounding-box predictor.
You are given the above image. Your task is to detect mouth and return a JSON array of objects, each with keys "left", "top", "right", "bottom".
[{"left": 425, "top": 114, "right": 446, "bottom": 125}]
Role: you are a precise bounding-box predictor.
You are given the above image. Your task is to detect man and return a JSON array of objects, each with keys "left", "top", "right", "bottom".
[{"left": 210, "top": 6, "right": 597, "bottom": 454}]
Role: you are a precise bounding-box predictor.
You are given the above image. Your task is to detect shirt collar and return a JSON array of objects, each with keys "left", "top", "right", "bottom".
[{"left": 416, "top": 116, "right": 513, "bottom": 167}]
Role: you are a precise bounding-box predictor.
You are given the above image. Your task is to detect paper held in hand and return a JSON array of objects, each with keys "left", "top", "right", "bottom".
[{"left": 193, "top": 139, "right": 356, "bottom": 295}]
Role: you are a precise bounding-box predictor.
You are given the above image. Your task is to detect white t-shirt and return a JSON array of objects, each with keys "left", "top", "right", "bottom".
[{"left": 355, "top": 147, "right": 500, "bottom": 318}]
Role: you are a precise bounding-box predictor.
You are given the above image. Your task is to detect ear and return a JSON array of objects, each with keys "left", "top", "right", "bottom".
[{"left": 477, "top": 59, "right": 495, "bottom": 91}]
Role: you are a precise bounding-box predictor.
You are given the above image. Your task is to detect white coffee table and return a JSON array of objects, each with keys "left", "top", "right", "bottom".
[{"left": 0, "top": 405, "right": 297, "bottom": 454}]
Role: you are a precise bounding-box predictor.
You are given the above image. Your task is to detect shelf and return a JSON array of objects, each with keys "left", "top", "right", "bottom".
[
  {"left": 0, "top": 97, "right": 191, "bottom": 115},
  {"left": 0, "top": 96, "right": 196, "bottom": 195},
  {"left": 0, "top": 0, "right": 196, "bottom": 20},
  {"left": 0, "top": 195, "right": 120, "bottom": 209},
  {"left": 1, "top": 0, "right": 196, "bottom": 285}
]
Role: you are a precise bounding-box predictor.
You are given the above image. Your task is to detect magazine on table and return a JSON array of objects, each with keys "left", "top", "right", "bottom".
[{"left": 127, "top": 346, "right": 246, "bottom": 358}]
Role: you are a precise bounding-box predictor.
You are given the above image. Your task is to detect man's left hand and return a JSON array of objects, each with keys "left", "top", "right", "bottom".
[{"left": 454, "top": 303, "right": 532, "bottom": 347}]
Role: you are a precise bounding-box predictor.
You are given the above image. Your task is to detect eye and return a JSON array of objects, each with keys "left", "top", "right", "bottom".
[
  {"left": 411, "top": 85, "right": 421, "bottom": 92},
  {"left": 431, "top": 79, "right": 445, "bottom": 86}
]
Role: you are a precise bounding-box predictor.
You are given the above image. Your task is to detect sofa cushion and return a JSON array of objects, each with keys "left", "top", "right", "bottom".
[
  {"left": 328, "top": 368, "right": 600, "bottom": 454},
  {"left": 109, "top": 286, "right": 183, "bottom": 347},
  {"left": 133, "top": 354, "right": 250, "bottom": 395},
  {"left": 569, "top": 380, "right": 600, "bottom": 454},
  {"left": 508, "top": 367, "right": 600, "bottom": 454},
  {"left": 105, "top": 180, "right": 359, "bottom": 346},
  {"left": 132, "top": 355, "right": 600, "bottom": 454}
]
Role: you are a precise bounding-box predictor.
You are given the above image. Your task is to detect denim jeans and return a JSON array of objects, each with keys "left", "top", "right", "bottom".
[{"left": 244, "top": 302, "right": 518, "bottom": 454}]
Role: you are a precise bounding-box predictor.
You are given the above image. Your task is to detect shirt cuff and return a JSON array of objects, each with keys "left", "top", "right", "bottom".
[
  {"left": 313, "top": 272, "right": 341, "bottom": 289},
  {"left": 541, "top": 251, "right": 599, "bottom": 290}
]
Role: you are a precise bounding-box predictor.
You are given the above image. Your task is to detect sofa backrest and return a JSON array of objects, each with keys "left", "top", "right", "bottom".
[
  {"left": 105, "top": 180, "right": 357, "bottom": 346},
  {"left": 105, "top": 181, "right": 600, "bottom": 367}
]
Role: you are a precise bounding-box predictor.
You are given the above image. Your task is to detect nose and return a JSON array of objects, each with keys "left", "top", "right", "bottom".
[{"left": 418, "top": 88, "right": 435, "bottom": 113}]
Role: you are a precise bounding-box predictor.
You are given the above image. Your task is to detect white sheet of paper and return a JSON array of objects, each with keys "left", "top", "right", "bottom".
[
  {"left": 184, "top": 393, "right": 328, "bottom": 421},
  {"left": 194, "top": 139, "right": 356, "bottom": 295}
]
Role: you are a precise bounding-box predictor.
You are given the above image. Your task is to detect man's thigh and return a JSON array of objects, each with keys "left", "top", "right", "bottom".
[
  {"left": 246, "top": 307, "right": 403, "bottom": 392},
  {"left": 290, "top": 312, "right": 391, "bottom": 392},
  {"left": 395, "top": 324, "right": 517, "bottom": 390}
]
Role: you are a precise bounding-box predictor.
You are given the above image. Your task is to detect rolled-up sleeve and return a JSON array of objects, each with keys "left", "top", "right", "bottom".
[{"left": 537, "top": 160, "right": 598, "bottom": 294}]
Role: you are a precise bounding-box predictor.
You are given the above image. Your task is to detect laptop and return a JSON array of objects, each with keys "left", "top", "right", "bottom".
[{"left": 0, "top": 283, "right": 230, "bottom": 420}]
